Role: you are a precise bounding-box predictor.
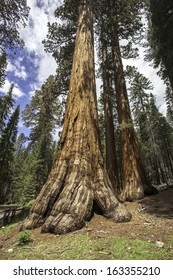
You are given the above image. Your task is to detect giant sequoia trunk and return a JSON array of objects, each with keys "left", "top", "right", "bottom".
[
  {"left": 101, "top": 34, "right": 118, "bottom": 192},
  {"left": 21, "top": 0, "right": 131, "bottom": 234},
  {"left": 111, "top": 30, "right": 157, "bottom": 201}
]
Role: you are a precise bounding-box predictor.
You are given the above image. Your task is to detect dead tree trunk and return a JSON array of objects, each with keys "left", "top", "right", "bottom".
[{"left": 21, "top": 0, "right": 131, "bottom": 234}]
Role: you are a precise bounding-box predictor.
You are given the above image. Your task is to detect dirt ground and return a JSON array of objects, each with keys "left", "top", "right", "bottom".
[
  {"left": 87, "top": 186, "right": 173, "bottom": 243},
  {"left": 0, "top": 186, "right": 173, "bottom": 258}
]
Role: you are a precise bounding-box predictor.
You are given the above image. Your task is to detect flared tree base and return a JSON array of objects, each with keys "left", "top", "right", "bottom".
[
  {"left": 120, "top": 179, "right": 158, "bottom": 202},
  {"left": 21, "top": 160, "right": 131, "bottom": 234}
]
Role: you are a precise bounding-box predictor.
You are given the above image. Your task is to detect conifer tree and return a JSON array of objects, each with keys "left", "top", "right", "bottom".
[
  {"left": 99, "top": 27, "right": 119, "bottom": 191},
  {"left": 147, "top": 94, "right": 173, "bottom": 184},
  {"left": 0, "top": 52, "right": 7, "bottom": 87},
  {"left": 126, "top": 67, "right": 173, "bottom": 185},
  {"left": 0, "top": 84, "right": 15, "bottom": 133},
  {"left": 125, "top": 65, "right": 153, "bottom": 135},
  {"left": 48, "top": 0, "right": 156, "bottom": 201},
  {"left": 94, "top": 0, "right": 145, "bottom": 195},
  {"left": 43, "top": 0, "right": 77, "bottom": 100},
  {"left": 0, "top": 105, "right": 20, "bottom": 203},
  {"left": 22, "top": 75, "right": 62, "bottom": 145},
  {"left": 165, "top": 84, "right": 173, "bottom": 127},
  {"left": 10, "top": 133, "right": 28, "bottom": 203},
  {"left": 0, "top": 0, "right": 30, "bottom": 52},
  {"left": 20, "top": 75, "right": 62, "bottom": 203},
  {"left": 22, "top": 0, "right": 131, "bottom": 234},
  {"left": 105, "top": 0, "right": 157, "bottom": 201},
  {"left": 147, "top": 0, "right": 173, "bottom": 89}
]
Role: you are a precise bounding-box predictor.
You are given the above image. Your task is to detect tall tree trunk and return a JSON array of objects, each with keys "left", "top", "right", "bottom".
[
  {"left": 101, "top": 34, "right": 118, "bottom": 192},
  {"left": 21, "top": 0, "right": 131, "bottom": 234},
  {"left": 110, "top": 7, "right": 156, "bottom": 201},
  {"left": 164, "top": 139, "right": 173, "bottom": 177}
]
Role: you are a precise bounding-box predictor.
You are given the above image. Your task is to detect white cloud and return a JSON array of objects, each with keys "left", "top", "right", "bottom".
[
  {"left": 7, "top": 59, "right": 28, "bottom": 80},
  {"left": 19, "top": 0, "right": 59, "bottom": 86},
  {"left": 1, "top": 79, "right": 25, "bottom": 99},
  {"left": 37, "top": 53, "right": 57, "bottom": 84}
]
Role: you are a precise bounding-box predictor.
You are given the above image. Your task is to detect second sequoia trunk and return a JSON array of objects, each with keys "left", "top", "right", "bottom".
[
  {"left": 111, "top": 27, "right": 157, "bottom": 201},
  {"left": 101, "top": 30, "right": 118, "bottom": 192},
  {"left": 21, "top": 0, "right": 131, "bottom": 234}
]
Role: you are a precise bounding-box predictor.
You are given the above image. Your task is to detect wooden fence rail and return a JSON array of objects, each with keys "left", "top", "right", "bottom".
[{"left": 0, "top": 205, "right": 27, "bottom": 227}]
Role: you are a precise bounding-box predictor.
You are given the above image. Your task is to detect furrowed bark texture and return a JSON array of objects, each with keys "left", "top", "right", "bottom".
[
  {"left": 101, "top": 35, "right": 118, "bottom": 192},
  {"left": 21, "top": 0, "right": 131, "bottom": 234},
  {"left": 111, "top": 31, "right": 157, "bottom": 202}
]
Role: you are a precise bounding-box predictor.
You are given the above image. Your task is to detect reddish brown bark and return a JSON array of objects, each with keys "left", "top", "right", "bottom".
[
  {"left": 110, "top": 7, "right": 157, "bottom": 201},
  {"left": 101, "top": 35, "right": 119, "bottom": 192},
  {"left": 21, "top": 0, "right": 131, "bottom": 234}
]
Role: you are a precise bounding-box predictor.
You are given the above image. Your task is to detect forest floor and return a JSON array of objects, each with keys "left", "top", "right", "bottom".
[{"left": 0, "top": 185, "right": 173, "bottom": 259}]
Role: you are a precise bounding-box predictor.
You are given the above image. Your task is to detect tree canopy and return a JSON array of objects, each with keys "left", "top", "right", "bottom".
[
  {"left": 147, "top": 0, "right": 173, "bottom": 88},
  {"left": 0, "top": 0, "right": 30, "bottom": 53}
]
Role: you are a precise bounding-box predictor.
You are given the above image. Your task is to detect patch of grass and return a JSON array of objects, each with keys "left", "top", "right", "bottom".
[
  {"left": 0, "top": 208, "right": 29, "bottom": 235},
  {"left": 0, "top": 222, "right": 19, "bottom": 235},
  {"left": 3, "top": 233, "right": 173, "bottom": 260}
]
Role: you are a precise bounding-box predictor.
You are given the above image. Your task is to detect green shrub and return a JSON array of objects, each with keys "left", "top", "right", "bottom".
[{"left": 17, "top": 230, "right": 32, "bottom": 246}]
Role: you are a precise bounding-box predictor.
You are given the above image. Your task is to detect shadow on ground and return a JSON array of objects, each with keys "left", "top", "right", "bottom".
[{"left": 139, "top": 186, "right": 173, "bottom": 219}]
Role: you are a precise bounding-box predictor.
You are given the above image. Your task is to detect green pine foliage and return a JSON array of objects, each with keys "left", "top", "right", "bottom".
[
  {"left": 22, "top": 75, "right": 62, "bottom": 145},
  {"left": 0, "top": 105, "right": 20, "bottom": 203},
  {"left": 147, "top": 95, "right": 173, "bottom": 184},
  {"left": 165, "top": 84, "right": 173, "bottom": 127},
  {"left": 0, "top": 84, "right": 15, "bottom": 133},
  {"left": 0, "top": 0, "right": 30, "bottom": 52},
  {"left": 146, "top": 0, "right": 173, "bottom": 86},
  {"left": 43, "top": 1, "right": 78, "bottom": 99},
  {"left": 19, "top": 75, "right": 63, "bottom": 203},
  {"left": 126, "top": 66, "right": 173, "bottom": 185},
  {"left": 0, "top": 52, "right": 7, "bottom": 87},
  {"left": 10, "top": 133, "right": 28, "bottom": 203},
  {"left": 20, "top": 136, "right": 56, "bottom": 204},
  {"left": 125, "top": 65, "right": 153, "bottom": 130}
]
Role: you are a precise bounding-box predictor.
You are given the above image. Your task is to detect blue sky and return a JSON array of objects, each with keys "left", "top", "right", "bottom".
[
  {"left": 0, "top": 0, "right": 60, "bottom": 137},
  {"left": 0, "top": 0, "right": 166, "bottom": 139}
]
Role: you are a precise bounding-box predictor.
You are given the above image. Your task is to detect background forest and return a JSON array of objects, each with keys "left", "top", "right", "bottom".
[{"left": 0, "top": 0, "right": 173, "bottom": 207}]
